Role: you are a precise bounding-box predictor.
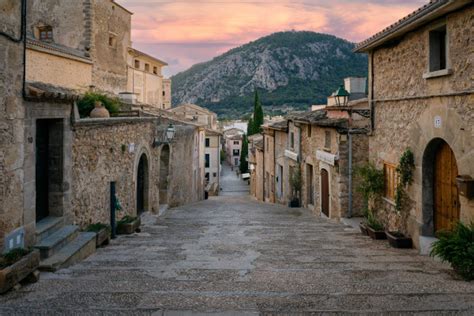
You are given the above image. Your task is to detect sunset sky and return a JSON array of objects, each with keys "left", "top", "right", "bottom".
[{"left": 120, "top": 0, "right": 428, "bottom": 77}]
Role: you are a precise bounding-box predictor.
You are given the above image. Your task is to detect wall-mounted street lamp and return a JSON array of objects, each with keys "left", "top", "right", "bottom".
[
  {"left": 153, "top": 123, "right": 176, "bottom": 147},
  {"left": 334, "top": 85, "right": 350, "bottom": 107}
]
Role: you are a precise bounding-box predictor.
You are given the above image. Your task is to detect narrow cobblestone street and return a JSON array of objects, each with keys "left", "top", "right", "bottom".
[{"left": 0, "top": 169, "right": 473, "bottom": 315}]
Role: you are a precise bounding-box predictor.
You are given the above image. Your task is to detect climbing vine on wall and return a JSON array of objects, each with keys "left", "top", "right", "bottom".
[{"left": 395, "top": 149, "right": 415, "bottom": 212}]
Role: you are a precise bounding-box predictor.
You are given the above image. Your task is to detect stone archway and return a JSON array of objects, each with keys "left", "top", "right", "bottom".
[
  {"left": 136, "top": 154, "right": 149, "bottom": 215},
  {"left": 422, "top": 138, "right": 460, "bottom": 236},
  {"left": 159, "top": 145, "right": 171, "bottom": 205}
]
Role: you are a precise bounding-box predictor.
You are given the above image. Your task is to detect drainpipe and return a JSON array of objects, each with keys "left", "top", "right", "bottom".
[{"left": 348, "top": 131, "right": 353, "bottom": 218}]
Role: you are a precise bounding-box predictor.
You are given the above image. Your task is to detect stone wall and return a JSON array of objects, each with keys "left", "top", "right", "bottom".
[
  {"left": 71, "top": 117, "right": 203, "bottom": 227},
  {"left": 91, "top": 0, "right": 131, "bottom": 94},
  {"left": 0, "top": 0, "right": 25, "bottom": 252},
  {"left": 26, "top": 48, "right": 92, "bottom": 91},
  {"left": 263, "top": 132, "right": 275, "bottom": 203},
  {"left": 368, "top": 5, "right": 474, "bottom": 249}
]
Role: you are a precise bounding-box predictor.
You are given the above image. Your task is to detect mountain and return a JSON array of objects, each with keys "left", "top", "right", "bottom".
[{"left": 171, "top": 31, "right": 368, "bottom": 118}]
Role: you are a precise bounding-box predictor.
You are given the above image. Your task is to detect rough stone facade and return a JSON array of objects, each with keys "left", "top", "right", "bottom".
[
  {"left": 71, "top": 116, "right": 205, "bottom": 228},
  {"left": 262, "top": 129, "right": 276, "bottom": 203},
  {"left": 361, "top": 4, "right": 474, "bottom": 250},
  {"left": 0, "top": 0, "right": 26, "bottom": 252}
]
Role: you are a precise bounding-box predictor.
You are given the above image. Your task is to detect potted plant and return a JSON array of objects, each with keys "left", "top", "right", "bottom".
[
  {"left": 86, "top": 223, "right": 111, "bottom": 247},
  {"left": 386, "top": 231, "right": 412, "bottom": 248},
  {"left": 116, "top": 215, "right": 141, "bottom": 235},
  {"left": 289, "top": 165, "right": 302, "bottom": 208},
  {"left": 0, "top": 248, "right": 40, "bottom": 294},
  {"left": 354, "top": 164, "right": 384, "bottom": 236},
  {"left": 430, "top": 222, "right": 474, "bottom": 281},
  {"left": 366, "top": 211, "right": 386, "bottom": 240}
]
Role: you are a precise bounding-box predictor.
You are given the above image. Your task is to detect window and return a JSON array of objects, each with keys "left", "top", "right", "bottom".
[
  {"left": 205, "top": 138, "right": 210, "bottom": 147},
  {"left": 266, "top": 137, "right": 269, "bottom": 152},
  {"left": 384, "top": 162, "right": 398, "bottom": 201},
  {"left": 145, "top": 63, "right": 150, "bottom": 72},
  {"left": 205, "top": 172, "right": 210, "bottom": 182},
  {"left": 429, "top": 25, "right": 447, "bottom": 72},
  {"left": 233, "top": 149, "right": 240, "bottom": 156},
  {"left": 163, "top": 91, "right": 166, "bottom": 96},
  {"left": 153, "top": 66, "right": 158, "bottom": 75},
  {"left": 205, "top": 154, "right": 210, "bottom": 168},
  {"left": 213, "top": 172, "right": 217, "bottom": 178},
  {"left": 134, "top": 59, "right": 140, "bottom": 69},
  {"left": 324, "top": 131, "right": 331, "bottom": 149},
  {"left": 290, "top": 132, "right": 295, "bottom": 149},
  {"left": 108, "top": 33, "right": 117, "bottom": 48},
  {"left": 307, "top": 125, "right": 312, "bottom": 138},
  {"left": 234, "top": 158, "right": 239, "bottom": 166},
  {"left": 38, "top": 26, "right": 53, "bottom": 41},
  {"left": 233, "top": 141, "right": 239, "bottom": 145}
]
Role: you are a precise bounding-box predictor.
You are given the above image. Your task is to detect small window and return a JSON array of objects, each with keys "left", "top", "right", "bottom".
[
  {"left": 205, "top": 172, "right": 210, "bottom": 181},
  {"left": 324, "top": 131, "right": 331, "bottom": 149},
  {"left": 205, "top": 154, "right": 210, "bottom": 168},
  {"left": 233, "top": 149, "right": 240, "bottom": 156},
  {"left": 162, "top": 91, "right": 166, "bottom": 96},
  {"left": 153, "top": 66, "right": 158, "bottom": 75},
  {"left": 290, "top": 132, "right": 294, "bottom": 149},
  {"left": 266, "top": 138, "right": 269, "bottom": 152},
  {"left": 429, "top": 25, "right": 447, "bottom": 72},
  {"left": 307, "top": 125, "right": 312, "bottom": 138},
  {"left": 38, "top": 26, "right": 53, "bottom": 41},
  {"left": 134, "top": 59, "right": 140, "bottom": 69},
  {"left": 233, "top": 141, "right": 239, "bottom": 145},
  {"left": 384, "top": 163, "right": 398, "bottom": 201},
  {"left": 213, "top": 172, "right": 217, "bottom": 178},
  {"left": 145, "top": 63, "right": 150, "bottom": 72},
  {"left": 108, "top": 34, "right": 117, "bottom": 48},
  {"left": 205, "top": 138, "right": 210, "bottom": 147}
]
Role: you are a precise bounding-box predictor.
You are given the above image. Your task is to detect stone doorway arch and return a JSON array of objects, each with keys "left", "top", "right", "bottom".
[
  {"left": 422, "top": 138, "right": 460, "bottom": 236},
  {"left": 159, "top": 145, "right": 171, "bottom": 205},
  {"left": 136, "top": 153, "right": 149, "bottom": 215}
]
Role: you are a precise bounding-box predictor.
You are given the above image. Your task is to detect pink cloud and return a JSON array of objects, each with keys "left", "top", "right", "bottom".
[{"left": 119, "top": 0, "right": 428, "bottom": 75}]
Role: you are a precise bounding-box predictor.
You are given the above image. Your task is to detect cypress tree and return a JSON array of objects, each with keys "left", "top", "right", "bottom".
[
  {"left": 247, "top": 117, "right": 255, "bottom": 136},
  {"left": 253, "top": 90, "right": 264, "bottom": 133},
  {"left": 239, "top": 134, "right": 249, "bottom": 173}
]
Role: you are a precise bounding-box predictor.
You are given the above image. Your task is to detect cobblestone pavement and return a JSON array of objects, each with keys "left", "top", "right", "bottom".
[{"left": 1, "top": 196, "right": 474, "bottom": 314}]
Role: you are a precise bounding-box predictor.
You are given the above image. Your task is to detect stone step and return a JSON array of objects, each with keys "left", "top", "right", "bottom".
[
  {"left": 34, "top": 225, "right": 80, "bottom": 259},
  {"left": 35, "top": 216, "right": 64, "bottom": 242},
  {"left": 39, "top": 232, "right": 96, "bottom": 272}
]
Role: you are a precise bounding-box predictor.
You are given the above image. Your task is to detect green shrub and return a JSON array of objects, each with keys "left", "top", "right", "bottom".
[
  {"left": 86, "top": 223, "right": 110, "bottom": 233},
  {"left": 77, "top": 92, "right": 121, "bottom": 118},
  {"left": 0, "top": 248, "right": 31, "bottom": 269},
  {"left": 430, "top": 222, "right": 474, "bottom": 281},
  {"left": 367, "top": 211, "right": 384, "bottom": 231}
]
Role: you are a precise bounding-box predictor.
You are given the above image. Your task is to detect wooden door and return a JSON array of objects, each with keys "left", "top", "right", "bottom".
[
  {"left": 434, "top": 142, "right": 460, "bottom": 232},
  {"left": 321, "top": 169, "right": 329, "bottom": 217},
  {"left": 307, "top": 164, "right": 314, "bottom": 205},
  {"left": 137, "top": 155, "right": 147, "bottom": 215}
]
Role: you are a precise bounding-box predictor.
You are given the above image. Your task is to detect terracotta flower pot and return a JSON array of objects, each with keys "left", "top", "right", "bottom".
[{"left": 90, "top": 101, "right": 110, "bottom": 118}]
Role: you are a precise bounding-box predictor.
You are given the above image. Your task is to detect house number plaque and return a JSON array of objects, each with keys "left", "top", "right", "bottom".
[{"left": 434, "top": 116, "right": 442, "bottom": 129}]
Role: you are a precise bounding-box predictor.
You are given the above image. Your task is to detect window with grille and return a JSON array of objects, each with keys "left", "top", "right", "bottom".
[{"left": 384, "top": 162, "right": 398, "bottom": 201}]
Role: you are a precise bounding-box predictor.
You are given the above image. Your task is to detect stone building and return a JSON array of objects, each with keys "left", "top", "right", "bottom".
[
  {"left": 204, "top": 129, "right": 222, "bottom": 195},
  {"left": 168, "top": 103, "right": 218, "bottom": 130},
  {"left": 355, "top": 0, "right": 474, "bottom": 252},
  {"left": 127, "top": 48, "right": 170, "bottom": 109},
  {"left": 248, "top": 134, "right": 264, "bottom": 201},
  {"left": 225, "top": 133, "right": 243, "bottom": 167},
  {"left": 262, "top": 120, "right": 287, "bottom": 204},
  {"left": 162, "top": 79, "right": 172, "bottom": 109},
  {"left": 26, "top": 0, "right": 171, "bottom": 98}
]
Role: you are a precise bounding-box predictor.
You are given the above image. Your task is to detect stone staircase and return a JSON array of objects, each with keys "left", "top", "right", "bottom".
[{"left": 35, "top": 217, "right": 96, "bottom": 272}]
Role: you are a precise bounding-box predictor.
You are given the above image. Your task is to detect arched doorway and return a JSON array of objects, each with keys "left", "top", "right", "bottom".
[
  {"left": 321, "top": 169, "right": 329, "bottom": 217},
  {"left": 159, "top": 145, "right": 170, "bottom": 205},
  {"left": 422, "top": 139, "right": 460, "bottom": 235},
  {"left": 136, "top": 154, "right": 149, "bottom": 215}
]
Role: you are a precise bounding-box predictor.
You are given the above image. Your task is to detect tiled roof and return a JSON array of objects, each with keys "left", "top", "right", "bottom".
[
  {"left": 27, "top": 37, "right": 91, "bottom": 62},
  {"left": 292, "top": 110, "right": 349, "bottom": 130},
  {"left": 25, "top": 82, "right": 80, "bottom": 102},
  {"left": 355, "top": 0, "right": 470, "bottom": 52},
  {"left": 264, "top": 120, "right": 288, "bottom": 131}
]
